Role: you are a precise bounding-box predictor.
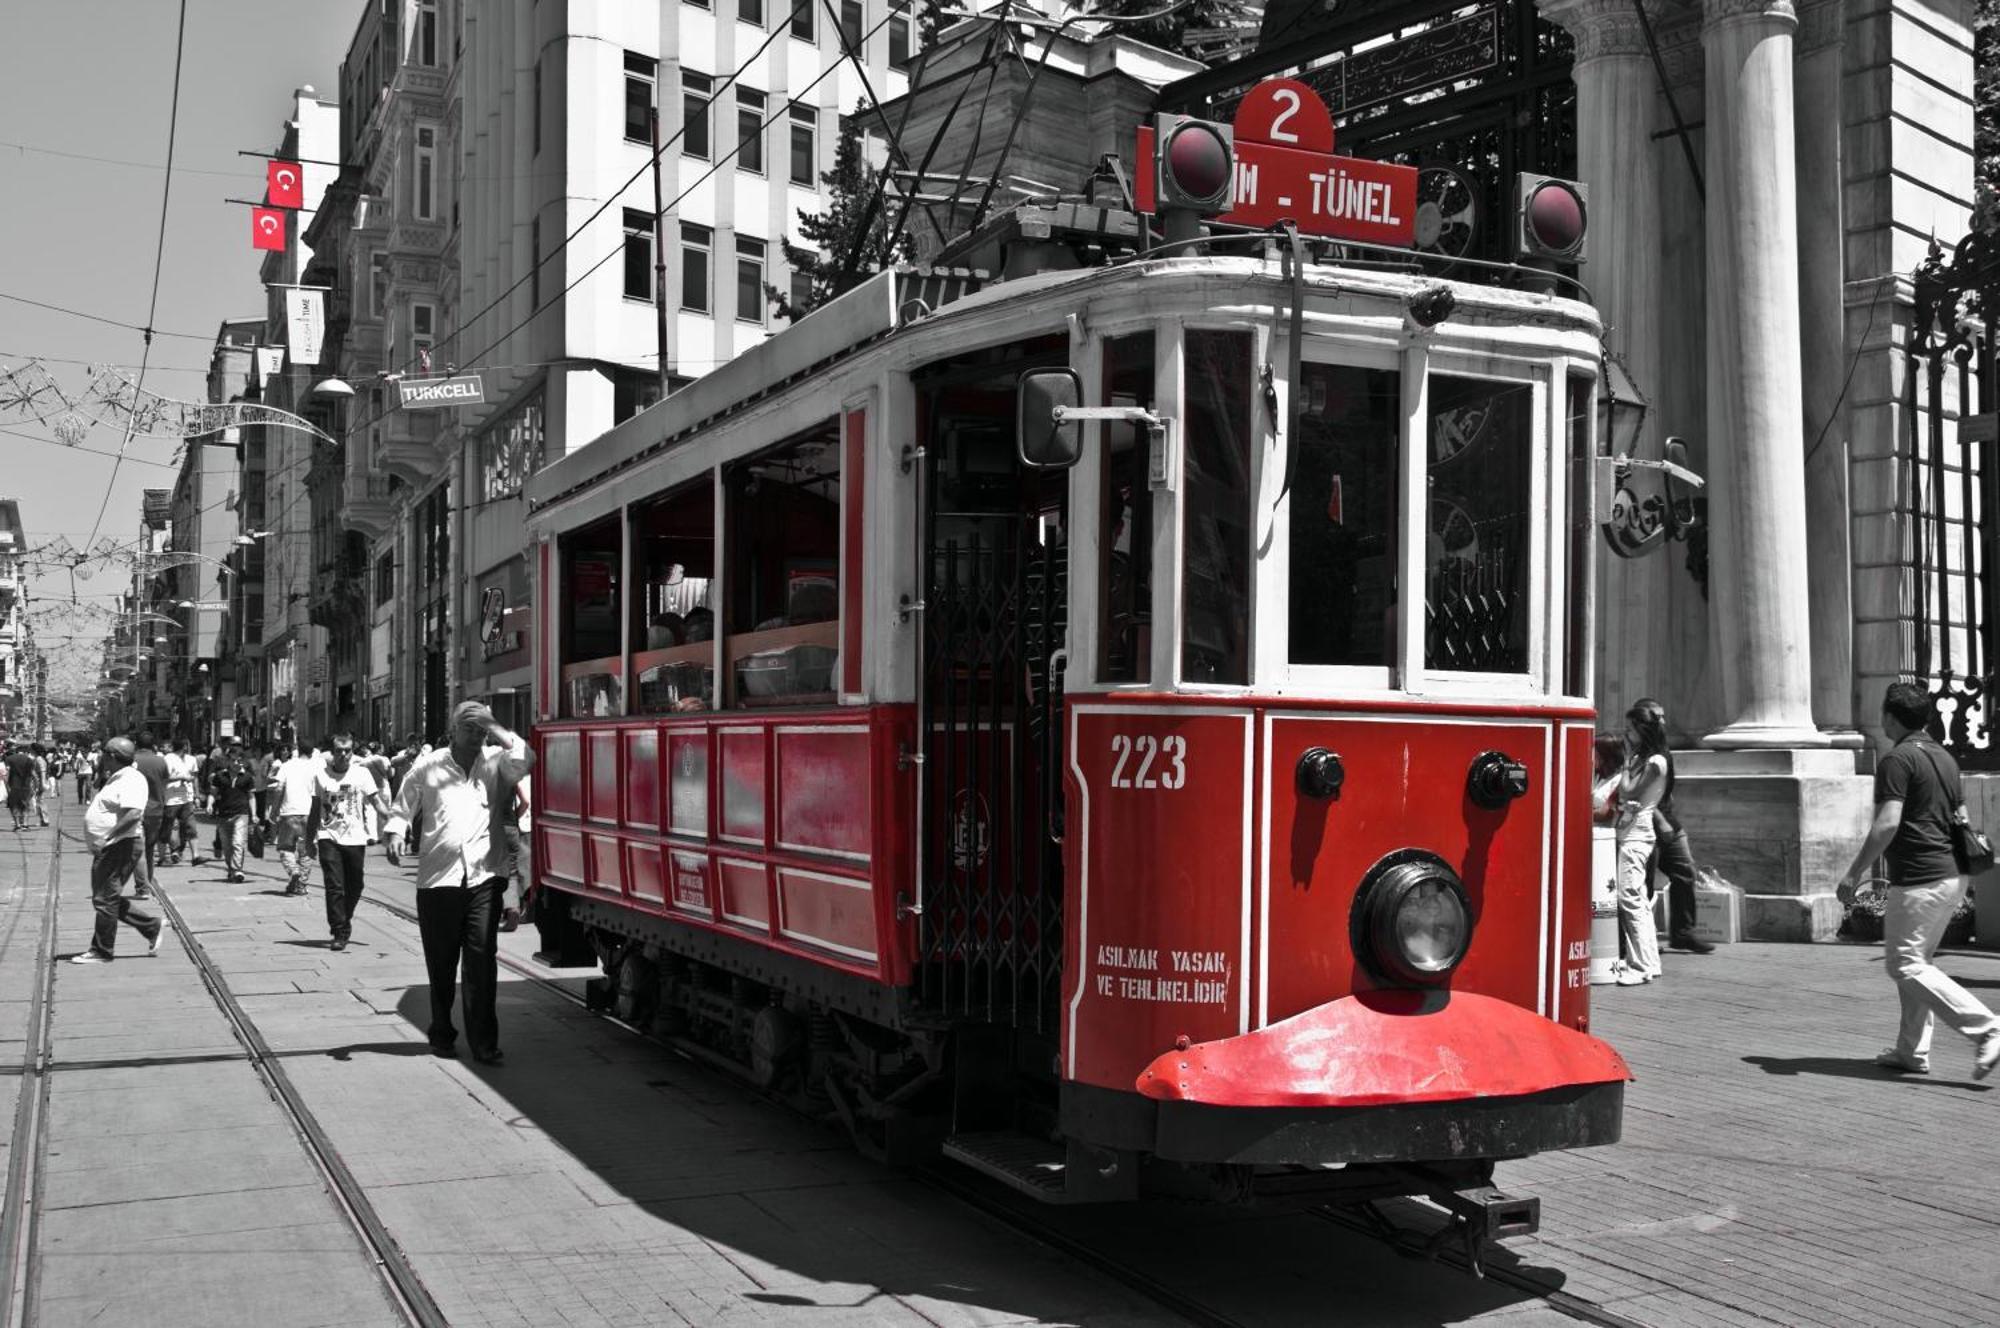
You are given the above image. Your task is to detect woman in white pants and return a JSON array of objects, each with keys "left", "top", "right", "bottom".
[{"left": 1611, "top": 701, "right": 1668, "bottom": 986}]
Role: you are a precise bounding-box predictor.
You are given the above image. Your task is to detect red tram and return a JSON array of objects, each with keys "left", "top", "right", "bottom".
[{"left": 525, "top": 226, "right": 1630, "bottom": 1228}]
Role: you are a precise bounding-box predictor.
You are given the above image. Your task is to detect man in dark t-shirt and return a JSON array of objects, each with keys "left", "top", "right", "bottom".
[
  {"left": 4, "top": 745, "right": 36, "bottom": 832},
  {"left": 131, "top": 732, "right": 169, "bottom": 899},
  {"left": 1837, "top": 683, "right": 2000, "bottom": 1079}
]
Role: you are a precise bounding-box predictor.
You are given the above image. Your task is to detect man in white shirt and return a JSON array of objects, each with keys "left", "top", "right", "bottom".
[
  {"left": 74, "top": 738, "right": 164, "bottom": 963},
  {"left": 381, "top": 701, "right": 534, "bottom": 1064},
  {"left": 162, "top": 739, "right": 201, "bottom": 865},
  {"left": 267, "top": 740, "right": 322, "bottom": 896},
  {"left": 306, "top": 734, "right": 388, "bottom": 952}
]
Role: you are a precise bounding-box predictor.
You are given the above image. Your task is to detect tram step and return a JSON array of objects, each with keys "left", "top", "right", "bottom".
[{"left": 942, "top": 1131, "right": 1074, "bottom": 1203}]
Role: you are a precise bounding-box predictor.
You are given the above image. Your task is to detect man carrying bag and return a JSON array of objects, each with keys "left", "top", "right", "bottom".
[{"left": 1837, "top": 683, "right": 2000, "bottom": 1079}]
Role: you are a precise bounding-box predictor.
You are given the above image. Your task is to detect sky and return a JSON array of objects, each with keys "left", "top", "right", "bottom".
[{"left": 0, "top": 1, "right": 360, "bottom": 702}]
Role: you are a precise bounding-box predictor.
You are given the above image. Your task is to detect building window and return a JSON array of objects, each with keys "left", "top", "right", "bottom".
[
  {"left": 624, "top": 208, "right": 656, "bottom": 301},
  {"left": 530, "top": 216, "right": 541, "bottom": 309},
  {"left": 613, "top": 369, "right": 663, "bottom": 424},
  {"left": 412, "top": 302, "right": 436, "bottom": 368},
  {"left": 840, "top": 0, "right": 863, "bottom": 50},
  {"left": 789, "top": 264, "right": 813, "bottom": 318},
  {"left": 682, "top": 71, "right": 712, "bottom": 159},
  {"left": 736, "top": 236, "right": 766, "bottom": 325},
  {"left": 413, "top": 125, "right": 436, "bottom": 221},
  {"left": 788, "top": 103, "right": 816, "bottom": 185},
  {"left": 740, "top": 0, "right": 764, "bottom": 24},
  {"left": 532, "top": 57, "right": 542, "bottom": 156},
  {"left": 417, "top": 0, "right": 438, "bottom": 66},
  {"left": 625, "top": 52, "right": 657, "bottom": 144},
  {"left": 736, "top": 88, "right": 766, "bottom": 174},
  {"left": 790, "top": 1, "right": 813, "bottom": 43},
  {"left": 368, "top": 250, "right": 386, "bottom": 318},
  {"left": 686, "top": 0, "right": 711, "bottom": 10},
  {"left": 680, "top": 223, "right": 712, "bottom": 313},
  {"left": 376, "top": 552, "right": 395, "bottom": 606},
  {"left": 479, "top": 394, "right": 546, "bottom": 500},
  {"left": 890, "top": 13, "right": 911, "bottom": 69}
]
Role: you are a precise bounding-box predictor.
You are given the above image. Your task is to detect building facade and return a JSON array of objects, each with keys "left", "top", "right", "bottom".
[
  {"left": 296, "top": 0, "right": 915, "bottom": 744},
  {"left": 0, "top": 499, "right": 35, "bottom": 742}
]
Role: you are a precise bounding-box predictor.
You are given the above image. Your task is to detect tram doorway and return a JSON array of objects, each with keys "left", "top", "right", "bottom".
[{"left": 913, "top": 339, "right": 1070, "bottom": 1045}]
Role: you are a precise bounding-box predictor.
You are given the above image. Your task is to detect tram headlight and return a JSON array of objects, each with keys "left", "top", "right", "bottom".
[{"left": 1350, "top": 851, "right": 1473, "bottom": 987}]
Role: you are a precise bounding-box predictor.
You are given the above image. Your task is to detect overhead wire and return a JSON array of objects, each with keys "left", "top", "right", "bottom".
[
  {"left": 81, "top": 0, "right": 191, "bottom": 554},
  {"left": 0, "top": 290, "right": 213, "bottom": 343}
]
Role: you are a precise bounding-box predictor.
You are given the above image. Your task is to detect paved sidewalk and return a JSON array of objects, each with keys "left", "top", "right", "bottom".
[{"left": 10, "top": 805, "right": 2000, "bottom": 1327}]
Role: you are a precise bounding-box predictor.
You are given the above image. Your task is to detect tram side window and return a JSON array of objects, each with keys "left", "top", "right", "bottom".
[
  {"left": 1290, "top": 363, "right": 1402, "bottom": 667},
  {"left": 632, "top": 478, "right": 717, "bottom": 713},
  {"left": 1426, "top": 374, "right": 1533, "bottom": 674},
  {"left": 560, "top": 515, "right": 625, "bottom": 717},
  {"left": 1181, "top": 329, "right": 1254, "bottom": 684},
  {"left": 1098, "top": 332, "right": 1155, "bottom": 683},
  {"left": 724, "top": 421, "right": 840, "bottom": 706},
  {"left": 1565, "top": 373, "right": 1593, "bottom": 697}
]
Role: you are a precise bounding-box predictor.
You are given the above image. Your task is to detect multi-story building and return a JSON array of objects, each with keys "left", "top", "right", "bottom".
[
  {"left": 165, "top": 319, "right": 261, "bottom": 748},
  {"left": 239, "top": 88, "right": 341, "bottom": 745},
  {"left": 0, "top": 499, "right": 27, "bottom": 740},
  {"left": 302, "top": 0, "right": 914, "bottom": 743}
]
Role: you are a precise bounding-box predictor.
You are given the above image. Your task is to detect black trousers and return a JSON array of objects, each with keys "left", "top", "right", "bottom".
[
  {"left": 1648, "top": 826, "right": 1700, "bottom": 939},
  {"left": 416, "top": 879, "right": 504, "bottom": 1056},
  {"left": 90, "top": 838, "right": 158, "bottom": 956},
  {"left": 318, "top": 841, "right": 367, "bottom": 943}
]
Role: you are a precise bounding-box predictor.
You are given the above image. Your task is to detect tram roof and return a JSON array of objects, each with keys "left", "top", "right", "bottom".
[{"left": 526, "top": 251, "right": 1600, "bottom": 521}]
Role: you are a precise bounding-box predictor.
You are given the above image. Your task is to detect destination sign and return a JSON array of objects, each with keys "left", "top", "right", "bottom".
[
  {"left": 397, "top": 374, "right": 487, "bottom": 410},
  {"left": 1135, "top": 79, "right": 1418, "bottom": 247}
]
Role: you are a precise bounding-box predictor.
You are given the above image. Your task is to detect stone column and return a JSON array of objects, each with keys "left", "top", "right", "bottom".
[
  {"left": 1539, "top": 0, "right": 1670, "bottom": 714},
  {"left": 1793, "top": 0, "right": 1854, "bottom": 735},
  {"left": 1699, "top": 0, "right": 1829, "bottom": 748}
]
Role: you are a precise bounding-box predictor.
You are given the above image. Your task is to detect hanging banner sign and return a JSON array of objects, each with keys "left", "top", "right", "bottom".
[
  {"left": 266, "top": 159, "right": 305, "bottom": 210},
  {"left": 255, "top": 346, "right": 287, "bottom": 385},
  {"left": 1135, "top": 79, "right": 1418, "bottom": 247},
  {"left": 251, "top": 206, "right": 287, "bottom": 252},
  {"left": 397, "top": 374, "right": 486, "bottom": 409},
  {"left": 284, "top": 288, "right": 324, "bottom": 365}
]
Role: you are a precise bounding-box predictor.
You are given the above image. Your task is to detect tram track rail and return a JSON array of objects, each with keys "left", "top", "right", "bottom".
[
  {"left": 0, "top": 814, "right": 62, "bottom": 1328},
  {"left": 136, "top": 860, "right": 450, "bottom": 1328}
]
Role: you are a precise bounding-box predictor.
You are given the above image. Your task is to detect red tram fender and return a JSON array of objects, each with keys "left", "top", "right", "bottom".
[{"left": 1136, "top": 990, "right": 1631, "bottom": 1109}]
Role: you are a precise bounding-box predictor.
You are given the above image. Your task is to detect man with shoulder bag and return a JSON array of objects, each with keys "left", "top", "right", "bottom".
[{"left": 1836, "top": 682, "right": 2000, "bottom": 1079}]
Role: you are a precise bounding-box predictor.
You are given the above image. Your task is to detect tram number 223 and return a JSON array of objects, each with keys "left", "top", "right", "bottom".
[{"left": 1108, "top": 734, "right": 1187, "bottom": 790}]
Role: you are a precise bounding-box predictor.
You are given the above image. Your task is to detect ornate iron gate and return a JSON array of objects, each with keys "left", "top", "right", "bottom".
[
  {"left": 916, "top": 518, "right": 1068, "bottom": 1032},
  {"left": 1907, "top": 225, "right": 2000, "bottom": 765}
]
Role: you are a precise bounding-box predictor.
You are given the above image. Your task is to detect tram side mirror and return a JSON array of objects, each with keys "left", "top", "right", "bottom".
[{"left": 1017, "top": 369, "right": 1085, "bottom": 470}]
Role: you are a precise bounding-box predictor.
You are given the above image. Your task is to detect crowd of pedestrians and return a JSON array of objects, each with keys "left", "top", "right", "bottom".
[{"left": 40, "top": 703, "right": 535, "bottom": 1065}]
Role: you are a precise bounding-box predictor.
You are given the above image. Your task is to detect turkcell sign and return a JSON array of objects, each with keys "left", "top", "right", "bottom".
[{"left": 397, "top": 374, "right": 486, "bottom": 410}]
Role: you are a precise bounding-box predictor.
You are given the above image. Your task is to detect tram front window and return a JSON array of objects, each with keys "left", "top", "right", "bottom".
[
  {"left": 1098, "top": 332, "right": 1154, "bottom": 683},
  {"left": 1425, "top": 375, "right": 1532, "bottom": 673},
  {"left": 1181, "top": 329, "right": 1254, "bottom": 685},
  {"left": 1290, "top": 363, "right": 1402, "bottom": 667}
]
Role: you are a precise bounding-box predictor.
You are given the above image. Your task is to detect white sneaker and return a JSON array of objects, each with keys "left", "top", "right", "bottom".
[
  {"left": 1975, "top": 1031, "right": 2000, "bottom": 1082},
  {"left": 69, "top": 950, "right": 112, "bottom": 965},
  {"left": 146, "top": 924, "right": 165, "bottom": 956},
  {"left": 1874, "top": 1048, "right": 1930, "bottom": 1075}
]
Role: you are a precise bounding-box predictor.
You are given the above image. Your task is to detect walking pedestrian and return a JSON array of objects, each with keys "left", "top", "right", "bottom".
[
  {"left": 163, "top": 738, "right": 201, "bottom": 864},
  {"left": 249, "top": 741, "right": 274, "bottom": 823},
  {"left": 74, "top": 749, "right": 93, "bottom": 802},
  {"left": 208, "top": 743, "right": 258, "bottom": 884},
  {"left": 1627, "top": 698, "right": 1717, "bottom": 955},
  {"left": 73, "top": 738, "right": 163, "bottom": 964},
  {"left": 131, "top": 732, "right": 168, "bottom": 897},
  {"left": 1836, "top": 683, "right": 2000, "bottom": 1079},
  {"left": 30, "top": 743, "right": 49, "bottom": 827},
  {"left": 267, "top": 740, "right": 320, "bottom": 896},
  {"left": 1609, "top": 701, "right": 1667, "bottom": 986},
  {"left": 4, "top": 742, "right": 35, "bottom": 832},
  {"left": 307, "top": 734, "right": 388, "bottom": 952},
  {"left": 380, "top": 702, "right": 534, "bottom": 1064}
]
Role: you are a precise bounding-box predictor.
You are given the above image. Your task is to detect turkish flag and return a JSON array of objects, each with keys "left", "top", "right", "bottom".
[
  {"left": 251, "top": 207, "right": 287, "bottom": 251},
  {"left": 266, "top": 159, "right": 304, "bottom": 210}
]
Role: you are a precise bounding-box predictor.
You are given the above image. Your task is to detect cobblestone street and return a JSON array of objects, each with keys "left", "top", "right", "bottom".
[{"left": 4, "top": 807, "right": 1998, "bottom": 1327}]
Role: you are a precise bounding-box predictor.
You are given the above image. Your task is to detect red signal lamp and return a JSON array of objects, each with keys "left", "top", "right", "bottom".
[
  {"left": 1155, "top": 115, "right": 1235, "bottom": 214},
  {"left": 1514, "top": 173, "right": 1588, "bottom": 263}
]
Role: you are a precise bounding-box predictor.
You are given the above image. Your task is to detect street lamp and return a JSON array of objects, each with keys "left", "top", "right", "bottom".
[
  {"left": 1598, "top": 351, "right": 1649, "bottom": 459},
  {"left": 310, "top": 377, "right": 356, "bottom": 398}
]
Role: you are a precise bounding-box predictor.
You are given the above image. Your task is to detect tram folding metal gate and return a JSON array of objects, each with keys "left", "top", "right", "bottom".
[{"left": 915, "top": 502, "right": 1068, "bottom": 1034}]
